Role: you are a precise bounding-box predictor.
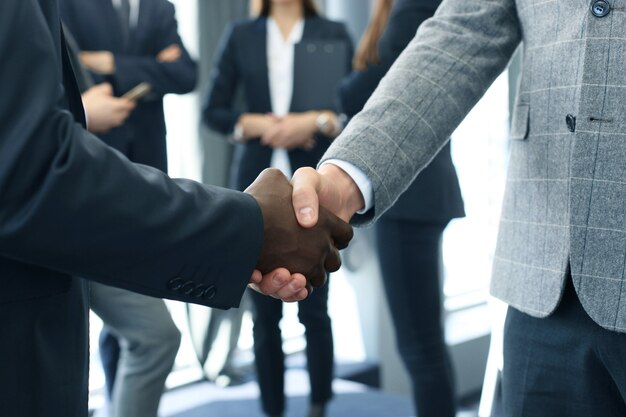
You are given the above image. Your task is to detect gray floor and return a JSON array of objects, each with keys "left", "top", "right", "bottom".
[{"left": 92, "top": 367, "right": 479, "bottom": 417}]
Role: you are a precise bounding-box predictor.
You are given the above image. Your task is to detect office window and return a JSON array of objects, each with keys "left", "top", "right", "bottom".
[{"left": 443, "top": 72, "right": 510, "bottom": 312}]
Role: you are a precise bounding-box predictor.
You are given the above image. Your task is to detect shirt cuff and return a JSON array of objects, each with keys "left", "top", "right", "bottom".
[{"left": 321, "top": 159, "right": 374, "bottom": 214}]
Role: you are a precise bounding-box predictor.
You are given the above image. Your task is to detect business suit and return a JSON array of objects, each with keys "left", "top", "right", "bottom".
[
  {"left": 59, "top": 2, "right": 197, "bottom": 414},
  {"left": 0, "top": 1, "right": 263, "bottom": 416},
  {"left": 203, "top": 16, "right": 351, "bottom": 416},
  {"left": 338, "top": 1, "right": 463, "bottom": 415},
  {"left": 60, "top": 0, "right": 197, "bottom": 173},
  {"left": 322, "top": 0, "right": 626, "bottom": 414}
]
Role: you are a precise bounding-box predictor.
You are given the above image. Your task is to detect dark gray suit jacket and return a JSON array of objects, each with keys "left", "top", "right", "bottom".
[
  {"left": 0, "top": 1, "right": 263, "bottom": 415},
  {"left": 323, "top": 0, "right": 626, "bottom": 332}
]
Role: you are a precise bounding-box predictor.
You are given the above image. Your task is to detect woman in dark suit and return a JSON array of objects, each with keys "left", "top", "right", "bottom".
[
  {"left": 339, "top": 1, "right": 465, "bottom": 416},
  {"left": 203, "top": 1, "right": 352, "bottom": 416}
]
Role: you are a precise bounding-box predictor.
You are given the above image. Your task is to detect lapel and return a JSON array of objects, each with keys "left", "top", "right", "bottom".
[
  {"left": 60, "top": 28, "right": 87, "bottom": 128},
  {"left": 250, "top": 18, "right": 273, "bottom": 112}
]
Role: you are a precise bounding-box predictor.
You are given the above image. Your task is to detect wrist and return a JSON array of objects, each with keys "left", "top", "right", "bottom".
[{"left": 318, "top": 163, "right": 364, "bottom": 218}]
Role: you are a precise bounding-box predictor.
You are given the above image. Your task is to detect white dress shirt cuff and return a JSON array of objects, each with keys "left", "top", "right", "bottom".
[{"left": 321, "top": 160, "right": 374, "bottom": 214}]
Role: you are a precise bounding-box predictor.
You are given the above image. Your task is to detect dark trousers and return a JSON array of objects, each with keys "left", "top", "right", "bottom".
[
  {"left": 503, "top": 276, "right": 626, "bottom": 417},
  {"left": 250, "top": 280, "right": 333, "bottom": 416},
  {"left": 375, "top": 219, "right": 456, "bottom": 417}
]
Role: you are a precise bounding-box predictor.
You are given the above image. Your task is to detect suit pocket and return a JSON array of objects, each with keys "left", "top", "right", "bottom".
[{"left": 510, "top": 104, "right": 530, "bottom": 140}]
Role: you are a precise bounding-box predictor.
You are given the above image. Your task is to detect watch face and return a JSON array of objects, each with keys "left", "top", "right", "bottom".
[{"left": 317, "top": 113, "right": 331, "bottom": 134}]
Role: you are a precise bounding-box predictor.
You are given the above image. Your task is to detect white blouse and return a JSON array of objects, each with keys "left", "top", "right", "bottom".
[{"left": 266, "top": 17, "right": 304, "bottom": 177}]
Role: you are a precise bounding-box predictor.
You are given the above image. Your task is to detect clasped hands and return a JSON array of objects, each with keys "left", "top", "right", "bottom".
[
  {"left": 238, "top": 111, "right": 336, "bottom": 150},
  {"left": 246, "top": 165, "right": 364, "bottom": 302}
]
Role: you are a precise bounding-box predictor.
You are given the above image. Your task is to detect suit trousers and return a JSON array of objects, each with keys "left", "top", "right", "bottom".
[
  {"left": 250, "top": 280, "right": 333, "bottom": 416},
  {"left": 90, "top": 283, "right": 181, "bottom": 417},
  {"left": 502, "top": 276, "right": 626, "bottom": 417},
  {"left": 375, "top": 218, "right": 456, "bottom": 417}
]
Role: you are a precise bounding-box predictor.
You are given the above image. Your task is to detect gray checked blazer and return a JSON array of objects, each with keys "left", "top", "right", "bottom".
[{"left": 322, "top": 0, "right": 626, "bottom": 332}]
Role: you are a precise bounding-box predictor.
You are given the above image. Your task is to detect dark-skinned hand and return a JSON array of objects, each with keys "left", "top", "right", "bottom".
[{"left": 245, "top": 168, "right": 353, "bottom": 292}]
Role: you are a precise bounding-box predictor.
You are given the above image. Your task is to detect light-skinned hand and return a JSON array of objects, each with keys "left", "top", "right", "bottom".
[
  {"left": 291, "top": 164, "right": 365, "bottom": 228},
  {"left": 82, "top": 83, "right": 136, "bottom": 133},
  {"left": 248, "top": 268, "right": 309, "bottom": 302},
  {"left": 261, "top": 112, "right": 317, "bottom": 150}
]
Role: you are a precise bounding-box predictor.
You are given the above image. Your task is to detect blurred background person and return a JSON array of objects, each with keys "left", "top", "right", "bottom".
[
  {"left": 202, "top": 1, "right": 352, "bottom": 416},
  {"left": 59, "top": 0, "right": 197, "bottom": 416},
  {"left": 338, "top": 0, "right": 465, "bottom": 416},
  {"left": 64, "top": 23, "right": 136, "bottom": 135}
]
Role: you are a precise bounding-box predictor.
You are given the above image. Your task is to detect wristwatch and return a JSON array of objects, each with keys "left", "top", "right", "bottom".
[
  {"left": 316, "top": 112, "right": 333, "bottom": 136},
  {"left": 231, "top": 122, "right": 245, "bottom": 143}
]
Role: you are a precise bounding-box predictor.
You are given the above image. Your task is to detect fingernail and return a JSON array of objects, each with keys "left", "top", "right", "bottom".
[
  {"left": 289, "top": 281, "right": 303, "bottom": 291},
  {"left": 299, "top": 207, "right": 314, "bottom": 223},
  {"left": 272, "top": 274, "right": 285, "bottom": 286}
]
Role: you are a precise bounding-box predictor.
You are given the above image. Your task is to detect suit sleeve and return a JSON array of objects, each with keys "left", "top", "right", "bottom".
[
  {"left": 321, "top": 0, "right": 522, "bottom": 224},
  {"left": 202, "top": 24, "right": 243, "bottom": 135},
  {"left": 0, "top": 0, "right": 261, "bottom": 310},
  {"left": 112, "top": 1, "right": 197, "bottom": 96}
]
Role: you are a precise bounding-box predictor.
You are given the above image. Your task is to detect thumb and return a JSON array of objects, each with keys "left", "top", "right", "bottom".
[{"left": 291, "top": 167, "right": 321, "bottom": 228}]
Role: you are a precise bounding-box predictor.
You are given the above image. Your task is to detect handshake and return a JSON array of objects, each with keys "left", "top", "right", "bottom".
[{"left": 244, "top": 167, "right": 358, "bottom": 302}]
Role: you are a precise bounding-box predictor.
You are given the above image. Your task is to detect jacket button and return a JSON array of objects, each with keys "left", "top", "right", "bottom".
[
  {"left": 565, "top": 114, "right": 576, "bottom": 132},
  {"left": 590, "top": 1, "right": 610, "bottom": 17},
  {"left": 202, "top": 285, "right": 217, "bottom": 300},
  {"left": 191, "top": 285, "right": 207, "bottom": 298},
  {"left": 166, "top": 277, "right": 184, "bottom": 291},
  {"left": 181, "top": 280, "right": 196, "bottom": 295}
]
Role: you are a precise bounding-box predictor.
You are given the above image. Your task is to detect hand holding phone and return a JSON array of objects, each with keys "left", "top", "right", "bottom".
[{"left": 122, "top": 82, "right": 152, "bottom": 101}]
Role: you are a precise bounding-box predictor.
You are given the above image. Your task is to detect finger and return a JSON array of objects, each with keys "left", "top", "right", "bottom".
[
  {"left": 261, "top": 129, "right": 276, "bottom": 146},
  {"left": 282, "top": 287, "right": 309, "bottom": 303},
  {"left": 324, "top": 244, "right": 342, "bottom": 273},
  {"left": 254, "top": 267, "right": 292, "bottom": 295},
  {"left": 308, "top": 267, "right": 327, "bottom": 288},
  {"left": 319, "top": 207, "right": 354, "bottom": 249},
  {"left": 273, "top": 274, "right": 308, "bottom": 300},
  {"left": 123, "top": 99, "right": 137, "bottom": 111},
  {"left": 291, "top": 167, "right": 321, "bottom": 228},
  {"left": 269, "top": 130, "right": 287, "bottom": 148}
]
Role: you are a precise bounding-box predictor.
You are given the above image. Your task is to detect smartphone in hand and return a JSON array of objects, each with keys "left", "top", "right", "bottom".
[{"left": 122, "top": 82, "right": 152, "bottom": 101}]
